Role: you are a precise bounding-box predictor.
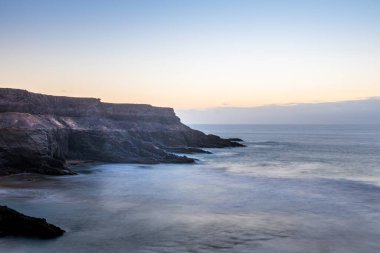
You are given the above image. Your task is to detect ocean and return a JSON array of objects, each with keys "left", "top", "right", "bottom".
[{"left": 1, "top": 124, "right": 380, "bottom": 253}]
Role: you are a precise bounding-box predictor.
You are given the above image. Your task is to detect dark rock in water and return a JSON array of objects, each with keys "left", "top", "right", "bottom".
[
  {"left": 0, "top": 88, "right": 243, "bottom": 175},
  {"left": 163, "top": 147, "right": 212, "bottom": 154},
  {"left": 0, "top": 205, "right": 65, "bottom": 239},
  {"left": 227, "top": 138, "right": 244, "bottom": 142}
]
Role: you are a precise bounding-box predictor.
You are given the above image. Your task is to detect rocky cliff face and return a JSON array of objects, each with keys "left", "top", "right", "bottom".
[{"left": 0, "top": 88, "right": 243, "bottom": 176}]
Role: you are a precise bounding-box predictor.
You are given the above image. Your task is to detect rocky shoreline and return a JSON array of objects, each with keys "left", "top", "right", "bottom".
[
  {"left": 0, "top": 88, "right": 244, "bottom": 238},
  {"left": 0, "top": 88, "right": 244, "bottom": 176},
  {"left": 0, "top": 205, "right": 65, "bottom": 239}
]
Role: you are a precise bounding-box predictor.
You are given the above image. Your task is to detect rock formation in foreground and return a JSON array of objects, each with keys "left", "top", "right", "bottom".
[
  {"left": 0, "top": 88, "right": 243, "bottom": 176},
  {"left": 0, "top": 205, "right": 65, "bottom": 239}
]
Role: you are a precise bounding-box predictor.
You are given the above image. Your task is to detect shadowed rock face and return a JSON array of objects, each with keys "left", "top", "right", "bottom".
[
  {"left": 0, "top": 88, "right": 243, "bottom": 175},
  {"left": 0, "top": 205, "right": 65, "bottom": 239}
]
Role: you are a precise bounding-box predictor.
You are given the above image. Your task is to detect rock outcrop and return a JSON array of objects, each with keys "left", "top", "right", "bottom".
[
  {"left": 0, "top": 205, "right": 65, "bottom": 238},
  {"left": 0, "top": 88, "right": 243, "bottom": 175}
]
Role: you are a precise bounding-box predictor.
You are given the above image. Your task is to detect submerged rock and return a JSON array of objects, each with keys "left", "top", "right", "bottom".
[
  {"left": 0, "top": 205, "right": 65, "bottom": 239},
  {"left": 0, "top": 88, "right": 243, "bottom": 175},
  {"left": 163, "top": 147, "right": 212, "bottom": 154},
  {"left": 227, "top": 138, "right": 244, "bottom": 142}
]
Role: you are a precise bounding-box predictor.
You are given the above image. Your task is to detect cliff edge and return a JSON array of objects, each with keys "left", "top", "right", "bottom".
[{"left": 0, "top": 88, "right": 243, "bottom": 176}]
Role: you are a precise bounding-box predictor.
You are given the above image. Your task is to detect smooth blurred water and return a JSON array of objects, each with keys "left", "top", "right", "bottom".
[{"left": 1, "top": 124, "right": 380, "bottom": 253}]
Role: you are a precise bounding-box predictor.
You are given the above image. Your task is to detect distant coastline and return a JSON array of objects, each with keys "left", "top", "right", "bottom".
[{"left": 177, "top": 98, "right": 380, "bottom": 125}]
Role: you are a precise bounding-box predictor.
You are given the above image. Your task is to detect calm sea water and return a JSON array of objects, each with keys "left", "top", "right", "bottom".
[{"left": 1, "top": 124, "right": 380, "bottom": 253}]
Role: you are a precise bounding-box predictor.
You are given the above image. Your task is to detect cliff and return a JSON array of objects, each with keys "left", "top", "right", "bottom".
[{"left": 0, "top": 88, "right": 243, "bottom": 176}]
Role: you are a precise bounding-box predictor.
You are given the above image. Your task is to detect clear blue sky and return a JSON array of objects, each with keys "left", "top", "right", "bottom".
[{"left": 1, "top": 0, "right": 379, "bottom": 108}]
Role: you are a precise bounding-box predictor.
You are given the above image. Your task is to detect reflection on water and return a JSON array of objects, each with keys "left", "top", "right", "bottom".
[{"left": 1, "top": 125, "right": 380, "bottom": 253}]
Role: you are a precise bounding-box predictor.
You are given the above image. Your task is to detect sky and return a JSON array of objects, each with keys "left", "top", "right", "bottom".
[{"left": 1, "top": 0, "right": 380, "bottom": 109}]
